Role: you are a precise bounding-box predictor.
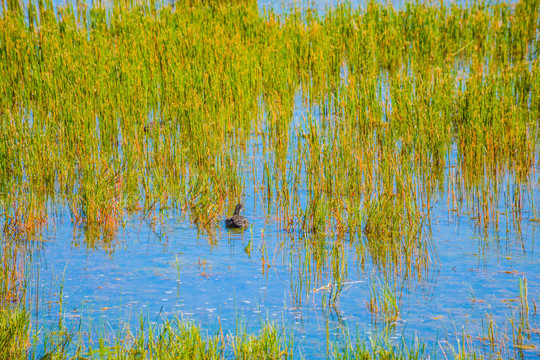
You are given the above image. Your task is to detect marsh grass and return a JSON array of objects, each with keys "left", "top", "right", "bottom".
[
  {"left": 232, "top": 321, "right": 292, "bottom": 359},
  {"left": 0, "top": 305, "right": 30, "bottom": 360},
  {"left": 0, "top": 240, "right": 26, "bottom": 304},
  {"left": 0, "top": 0, "right": 537, "bottom": 273},
  {"left": 1, "top": 0, "right": 538, "bottom": 242},
  {"left": 31, "top": 316, "right": 290, "bottom": 360},
  {"left": 431, "top": 277, "right": 540, "bottom": 359},
  {"left": 1, "top": 0, "right": 540, "bottom": 357},
  {"left": 366, "top": 277, "right": 401, "bottom": 323},
  {"left": 334, "top": 325, "right": 427, "bottom": 360}
]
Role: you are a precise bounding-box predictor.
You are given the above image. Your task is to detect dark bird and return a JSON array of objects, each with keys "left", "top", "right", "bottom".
[{"left": 226, "top": 204, "right": 249, "bottom": 229}]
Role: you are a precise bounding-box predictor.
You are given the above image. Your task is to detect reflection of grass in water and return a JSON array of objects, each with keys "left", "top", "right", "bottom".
[{"left": 0, "top": 241, "right": 26, "bottom": 305}]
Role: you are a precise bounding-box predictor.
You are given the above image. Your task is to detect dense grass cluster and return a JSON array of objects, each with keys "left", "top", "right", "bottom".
[
  {"left": 1, "top": 0, "right": 538, "bottom": 239},
  {"left": 1, "top": 0, "right": 539, "bottom": 357}
]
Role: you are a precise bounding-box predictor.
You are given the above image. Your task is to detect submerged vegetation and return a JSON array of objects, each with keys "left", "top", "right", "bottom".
[{"left": 0, "top": 0, "right": 539, "bottom": 357}]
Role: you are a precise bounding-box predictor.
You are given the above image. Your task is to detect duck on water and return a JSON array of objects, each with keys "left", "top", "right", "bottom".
[{"left": 226, "top": 204, "right": 249, "bottom": 229}]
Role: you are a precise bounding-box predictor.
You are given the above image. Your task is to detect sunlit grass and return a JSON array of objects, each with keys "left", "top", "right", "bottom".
[
  {"left": 0, "top": 0, "right": 539, "bottom": 357},
  {"left": 0, "top": 305, "right": 30, "bottom": 360}
]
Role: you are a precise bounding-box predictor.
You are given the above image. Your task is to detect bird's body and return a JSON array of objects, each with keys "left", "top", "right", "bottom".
[{"left": 226, "top": 204, "right": 249, "bottom": 229}]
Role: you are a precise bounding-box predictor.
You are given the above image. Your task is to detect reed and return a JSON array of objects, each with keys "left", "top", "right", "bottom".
[
  {"left": 0, "top": 241, "right": 26, "bottom": 305},
  {"left": 0, "top": 306, "right": 30, "bottom": 360},
  {"left": 0, "top": 0, "right": 539, "bottom": 357},
  {"left": 0, "top": 0, "right": 537, "bottom": 237},
  {"left": 335, "top": 324, "right": 426, "bottom": 360}
]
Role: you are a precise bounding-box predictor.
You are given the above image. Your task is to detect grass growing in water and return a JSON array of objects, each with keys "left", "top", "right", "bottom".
[
  {"left": 1, "top": 0, "right": 538, "bottom": 242},
  {"left": 0, "top": 0, "right": 539, "bottom": 357}
]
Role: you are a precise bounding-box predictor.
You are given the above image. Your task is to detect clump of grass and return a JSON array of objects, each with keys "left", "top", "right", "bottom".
[
  {"left": 335, "top": 325, "right": 427, "bottom": 360},
  {"left": 115, "top": 318, "right": 223, "bottom": 359},
  {"left": 366, "top": 277, "right": 400, "bottom": 323},
  {"left": 69, "top": 317, "right": 290, "bottom": 360},
  {"left": 232, "top": 322, "right": 292, "bottom": 360},
  {"left": 0, "top": 305, "right": 30, "bottom": 360}
]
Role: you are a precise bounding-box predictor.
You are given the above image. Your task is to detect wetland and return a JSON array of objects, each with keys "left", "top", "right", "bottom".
[{"left": 0, "top": 0, "right": 540, "bottom": 358}]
